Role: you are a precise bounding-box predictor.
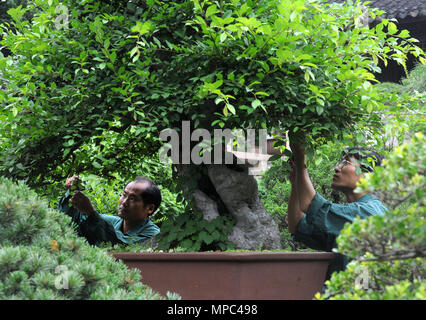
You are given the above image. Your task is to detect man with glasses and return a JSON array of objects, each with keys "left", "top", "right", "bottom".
[{"left": 287, "top": 143, "right": 387, "bottom": 281}]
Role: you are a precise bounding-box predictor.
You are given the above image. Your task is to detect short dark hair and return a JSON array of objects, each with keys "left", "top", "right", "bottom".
[
  {"left": 342, "top": 146, "right": 385, "bottom": 172},
  {"left": 125, "top": 176, "right": 162, "bottom": 213}
]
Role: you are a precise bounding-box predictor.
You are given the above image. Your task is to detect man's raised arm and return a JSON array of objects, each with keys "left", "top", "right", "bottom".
[
  {"left": 287, "top": 158, "right": 305, "bottom": 234},
  {"left": 291, "top": 143, "right": 316, "bottom": 213}
]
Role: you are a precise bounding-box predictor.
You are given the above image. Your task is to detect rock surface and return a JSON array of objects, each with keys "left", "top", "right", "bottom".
[
  {"left": 177, "top": 161, "right": 282, "bottom": 250},
  {"left": 207, "top": 165, "right": 282, "bottom": 250},
  {"left": 192, "top": 189, "right": 220, "bottom": 222}
]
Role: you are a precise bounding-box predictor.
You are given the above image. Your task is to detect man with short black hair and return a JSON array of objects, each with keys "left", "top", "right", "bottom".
[
  {"left": 58, "top": 176, "right": 161, "bottom": 246},
  {"left": 287, "top": 143, "right": 387, "bottom": 280}
]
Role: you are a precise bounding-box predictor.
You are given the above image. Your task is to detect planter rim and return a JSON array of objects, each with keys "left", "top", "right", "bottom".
[{"left": 111, "top": 251, "right": 335, "bottom": 262}]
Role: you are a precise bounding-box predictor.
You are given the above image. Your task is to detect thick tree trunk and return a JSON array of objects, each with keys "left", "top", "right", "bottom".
[{"left": 176, "top": 162, "right": 282, "bottom": 250}]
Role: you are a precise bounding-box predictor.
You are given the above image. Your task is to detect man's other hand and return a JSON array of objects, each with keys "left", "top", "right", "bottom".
[
  {"left": 70, "top": 191, "right": 95, "bottom": 216},
  {"left": 66, "top": 175, "right": 80, "bottom": 189}
]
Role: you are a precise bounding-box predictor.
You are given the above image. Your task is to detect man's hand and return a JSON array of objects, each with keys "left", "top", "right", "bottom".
[
  {"left": 290, "top": 142, "right": 306, "bottom": 167},
  {"left": 66, "top": 175, "right": 79, "bottom": 189},
  {"left": 70, "top": 191, "right": 96, "bottom": 216},
  {"left": 66, "top": 175, "right": 85, "bottom": 191}
]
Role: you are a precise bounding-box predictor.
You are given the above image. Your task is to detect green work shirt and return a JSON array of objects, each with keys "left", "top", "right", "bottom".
[
  {"left": 293, "top": 193, "right": 387, "bottom": 280},
  {"left": 58, "top": 190, "right": 160, "bottom": 246}
]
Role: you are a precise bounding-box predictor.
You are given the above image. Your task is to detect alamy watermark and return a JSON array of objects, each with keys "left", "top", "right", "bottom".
[
  {"left": 54, "top": 265, "right": 70, "bottom": 290},
  {"left": 354, "top": 267, "right": 370, "bottom": 290},
  {"left": 159, "top": 121, "right": 271, "bottom": 175},
  {"left": 0, "top": 1, "right": 69, "bottom": 29},
  {"left": 54, "top": 4, "right": 69, "bottom": 30}
]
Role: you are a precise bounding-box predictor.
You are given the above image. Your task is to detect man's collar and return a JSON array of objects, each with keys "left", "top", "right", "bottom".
[{"left": 120, "top": 217, "right": 150, "bottom": 235}]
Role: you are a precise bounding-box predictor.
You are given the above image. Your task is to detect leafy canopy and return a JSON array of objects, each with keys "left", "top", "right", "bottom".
[{"left": 0, "top": 0, "right": 424, "bottom": 187}]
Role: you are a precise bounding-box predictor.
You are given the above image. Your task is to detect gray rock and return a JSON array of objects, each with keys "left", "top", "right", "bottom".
[
  {"left": 192, "top": 189, "right": 220, "bottom": 222},
  {"left": 208, "top": 165, "right": 282, "bottom": 250},
  {"left": 175, "top": 162, "right": 282, "bottom": 250}
]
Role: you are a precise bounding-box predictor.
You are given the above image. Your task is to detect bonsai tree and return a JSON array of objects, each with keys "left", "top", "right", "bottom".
[
  {"left": 317, "top": 132, "right": 425, "bottom": 299},
  {"left": 0, "top": 177, "right": 178, "bottom": 299},
  {"left": 0, "top": 0, "right": 424, "bottom": 249}
]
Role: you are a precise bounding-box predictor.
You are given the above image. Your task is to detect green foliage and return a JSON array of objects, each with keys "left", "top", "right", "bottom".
[
  {"left": 0, "top": 1, "right": 30, "bottom": 27},
  {"left": 316, "top": 259, "right": 425, "bottom": 300},
  {"left": 77, "top": 174, "right": 122, "bottom": 215},
  {"left": 156, "top": 209, "right": 235, "bottom": 252},
  {"left": 0, "top": 0, "right": 424, "bottom": 188},
  {"left": 317, "top": 132, "right": 426, "bottom": 300},
  {"left": 0, "top": 177, "right": 177, "bottom": 299},
  {"left": 0, "top": 0, "right": 424, "bottom": 261},
  {"left": 372, "top": 63, "right": 426, "bottom": 149},
  {"left": 378, "top": 63, "right": 426, "bottom": 96},
  {"left": 258, "top": 175, "right": 293, "bottom": 249},
  {"left": 98, "top": 242, "right": 186, "bottom": 253}
]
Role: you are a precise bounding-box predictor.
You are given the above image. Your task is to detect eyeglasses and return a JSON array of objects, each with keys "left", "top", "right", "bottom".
[{"left": 334, "top": 159, "right": 352, "bottom": 170}]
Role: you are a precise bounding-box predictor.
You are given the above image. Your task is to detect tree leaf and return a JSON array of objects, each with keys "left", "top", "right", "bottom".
[{"left": 252, "top": 99, "right": 261, "bottom": 109}]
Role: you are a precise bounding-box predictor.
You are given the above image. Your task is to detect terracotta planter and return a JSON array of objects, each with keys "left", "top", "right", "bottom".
[{"left": 112, "top": 251, "right": 334, "bottom": 300}]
